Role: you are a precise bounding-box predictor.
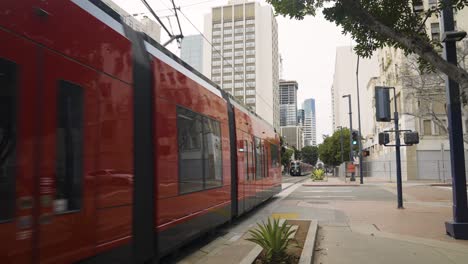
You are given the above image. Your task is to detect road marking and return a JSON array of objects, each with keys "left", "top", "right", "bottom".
[
  {"left": 304, "top": 195, "right": 356, "bottom": 198},
  {"left": 271, "top": 213, "right": 299, "bottom": 219},
  {"left": 300, "top": 190, "right": 353, "bottom": 193}
]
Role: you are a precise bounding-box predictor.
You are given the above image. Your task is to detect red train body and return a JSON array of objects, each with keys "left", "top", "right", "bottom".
[{"left": 0, "top": 1, "right": 281, "bottom": 263}]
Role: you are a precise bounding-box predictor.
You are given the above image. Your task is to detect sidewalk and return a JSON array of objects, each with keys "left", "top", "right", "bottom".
[{"left": 175, "top": 178, "right": 468, "bottom": 264}]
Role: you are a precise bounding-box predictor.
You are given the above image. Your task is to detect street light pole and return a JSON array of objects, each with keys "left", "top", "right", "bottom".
[
  {"left": 343, "top": 94, "right": 355, "bottom": 181},
  {"left": 441, "top": 0, "right": 468, "bottom": 239},
  {"left": 356, "top": 56, "right": 364, "bottom": 184},
  {"left": 340, "top": 126, "right": 344, "bottom": 163}
]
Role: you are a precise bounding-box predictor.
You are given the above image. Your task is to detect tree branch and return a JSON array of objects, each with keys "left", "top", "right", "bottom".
[{"left": 342, "top": 0, "right": 468, "bottom": 88}]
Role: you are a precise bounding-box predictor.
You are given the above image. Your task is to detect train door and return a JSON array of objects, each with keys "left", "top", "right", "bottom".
[
  {"left": 33, "top": 49, "right": 98, "bottom": 263},
  {"left": 0, "top": 29, "right": 36, "bottom": 264}
]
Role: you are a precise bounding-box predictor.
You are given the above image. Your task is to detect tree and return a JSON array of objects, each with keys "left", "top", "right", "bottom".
[
  {"left": 318, "top": 128, "right": 351, "bottom": 166},
  {"left": 292, "top": 146, "right": 302, "bottom": 160},
  {"left": 267, "top": 0, "right": 468, "bottom": 93},
  {"left": 281, "top": 148, "right": 294, "bottom": 168},
  {"left": 301, "top": 146, "right": 319, "bottom": 165}
]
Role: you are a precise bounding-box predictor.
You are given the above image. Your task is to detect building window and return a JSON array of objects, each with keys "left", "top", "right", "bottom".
[
  {"left": 431, "top": 23, "right": 440, "bottom": 41},
  {"left": 234, "top": 82, "right": 243, "bottom": 88},
  {"left": 246, "top": 42, "right": 255, "bottom": 48},
  {"left": 423, "top": 120, "right": 432, "bottom": 136},
  {"left": 246, "top": 26, "right": 255, "bottom": 33},
  {"left": 56, "top": 80, "right": 84, "bottom": 213},
  {"left": 246, "top": 57, "right": 255, "bottom": 63},
  {"left": 246, "top": 98, "right": 256, "bottom": 104},
  {"left": 177, "top": 107, "right": 223, "bottom": 194},
  {"left": 0, "top": 58, "right": 17, "bottom": 222},
  {"left": 246, "top": 34, "right": 255, "bottom": 40},
  {"left": 246, "top": 19, "right": 255, "bottom": 25},
  {"left": 224, "top": 29, "right": 233, "bottom": 35},
  {"left": 235, "top": 35, "right": 243, "bottom": 41},
  {"left": 235, "top": 43, "right": 243, "bottom": 49},
  {"left": 235, "top": 90, "right": 244, "bottom": 96},
  {"left": 246, "top": 89, "right": 255, "bottom": 95},
  {"left": 224, "top": 22, "right": 232, "bottom": 27},
  {"left": 246, "top": 73, "right": 255, "bottom": 79},
  {"left": 428, "top": 0, "right": 437, "bottom": 7}
]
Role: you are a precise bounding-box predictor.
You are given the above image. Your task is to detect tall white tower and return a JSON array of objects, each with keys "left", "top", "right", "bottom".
[{"left": 204, "top": 0, "right": 280, "bottom": 129}]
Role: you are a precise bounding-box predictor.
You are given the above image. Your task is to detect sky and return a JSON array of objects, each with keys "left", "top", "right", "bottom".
[{"left": 111, "top": 0, "right": 353, "bottom": 144}]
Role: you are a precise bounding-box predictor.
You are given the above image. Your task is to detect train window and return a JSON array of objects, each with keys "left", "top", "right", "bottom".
[
  {"left": 255, "top": 137, "right": 262, "bottom": 179},
  {"left": 177, "top": 107, "right": 223, "bottom": 193},
  {"left": 203, "top": 117, "right": 223, "bottom": 189},
  {"left": 0, "top": 58, "right": 17, "bottom": 222},
  {"left": 244, "top": 140, "right": 248, "bottom": 181},
  {"left": 270, "top": 144, "right": 279, "bottom": 168},
  {"left": 56, "top": 80, "right": 83, "bottom": 213},
  {"left": 250, "top": 141, "right": 255, "bottom": 180},
  {"left": 177, "top": 107, "right": 204, "bottom": 193},
  {"left": 263, "top": 145, "right": 268, "bottom": 178}
]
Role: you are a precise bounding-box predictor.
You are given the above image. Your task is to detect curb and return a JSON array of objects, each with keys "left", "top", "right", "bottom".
[
  {"left": 239, "top": 245, "right": 262, "bottom": 264},
  {"left": 302, "top": 184, "right": 360, "bottom": 187},
  {"left": 299, "top": 220, "right": 318, "bottom": 264},
  {"left": 239, "top": 219, "right": 319, "bottom": 264}
]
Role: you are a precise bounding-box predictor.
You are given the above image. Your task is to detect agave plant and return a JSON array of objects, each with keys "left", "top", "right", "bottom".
[
  {"left": 312, "top": 168, "right": 325, "bottom": 180},
  {"left": 246, "top": 218, "right": 295, "bottom": 263}
]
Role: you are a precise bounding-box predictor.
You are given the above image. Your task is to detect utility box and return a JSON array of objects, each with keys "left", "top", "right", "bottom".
[
  {"left": 375, "top": 87, "right": 392, "bottom": 122},
  {"left": 404, "top": 132, "right": 420, "bottom": 145},
  {"left": 379, "top": 132, "right": 390, "bottom": 145}
]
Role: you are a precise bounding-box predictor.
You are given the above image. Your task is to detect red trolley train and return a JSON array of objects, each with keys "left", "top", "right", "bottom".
[{"left": 0, "top": 1, "right": 281, "bottom": 263}]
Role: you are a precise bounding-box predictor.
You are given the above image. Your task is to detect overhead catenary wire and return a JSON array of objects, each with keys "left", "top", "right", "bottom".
[
  {"left": 171, "top": 0, "right": 184, "bottom": 42},
  {"left": 140, "top": 0, "right": 173, "bottom": 39},
  {"left": 176, "top": 7, "right": 276, "bottom": 113}
]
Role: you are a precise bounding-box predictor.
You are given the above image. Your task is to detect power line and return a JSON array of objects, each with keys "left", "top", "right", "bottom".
[{"left": 176, "top": 7, "right": 276, "bottom": 113}]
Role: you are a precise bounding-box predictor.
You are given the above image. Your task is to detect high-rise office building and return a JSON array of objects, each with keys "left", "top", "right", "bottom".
[
  {"left": 297, "top": 109, "right": 305, "bottom": 126},
  {"left": 181, "top": 35, "right": 204, "bottom": 72},
  {"left": 204, "top": 0, "right": 280, "bottom": 129},
  {"left": 303, "top": 98, "right": 316, "bottom": 146},
  {"left": 279, "top": 80, "right": 298, "bottom": 126}
]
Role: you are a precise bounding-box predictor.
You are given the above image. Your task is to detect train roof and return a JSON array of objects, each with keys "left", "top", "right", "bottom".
[{"left": 86, "top": 0, "right": 275, "bottom": 132}]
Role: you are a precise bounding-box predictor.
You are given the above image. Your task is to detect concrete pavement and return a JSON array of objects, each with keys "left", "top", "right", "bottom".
[{"left": 172, "top": 176, "right": 468, "bottom": 264}]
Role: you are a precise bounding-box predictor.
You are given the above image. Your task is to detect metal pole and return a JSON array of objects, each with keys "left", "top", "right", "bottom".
[
  {"left": 340, "top": 126, "right": 344, "bottom": 163},
  {"left": 343, "top": 95, "right": 355, "bottom": 181},
  {"left": 356, "top": 56, "right": 364, "bottom": 184},
  {"left": 442, "top": 0, "right": 468, "bottom": 239},
  {"left": 392, "top": 88, "right": 404, "bottom": 209}
]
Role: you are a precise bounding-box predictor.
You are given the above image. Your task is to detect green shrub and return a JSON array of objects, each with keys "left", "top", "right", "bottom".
[
  {"left": 247, "top": 218, "right": 295, "bottom": 263},
  {"left": 312, "top": 169, "right": 325, "bottom": 181}
]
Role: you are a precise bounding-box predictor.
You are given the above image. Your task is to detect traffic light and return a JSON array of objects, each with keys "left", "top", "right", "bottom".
[
  {"left": 404, "top": 132, "right": 420, "bottom": 145},
  {"left": 378, "top": 132, "right": 390, "bottom": 145},
  {"left": 352, "top": 130, "right": 358, "bottom": 145}
]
